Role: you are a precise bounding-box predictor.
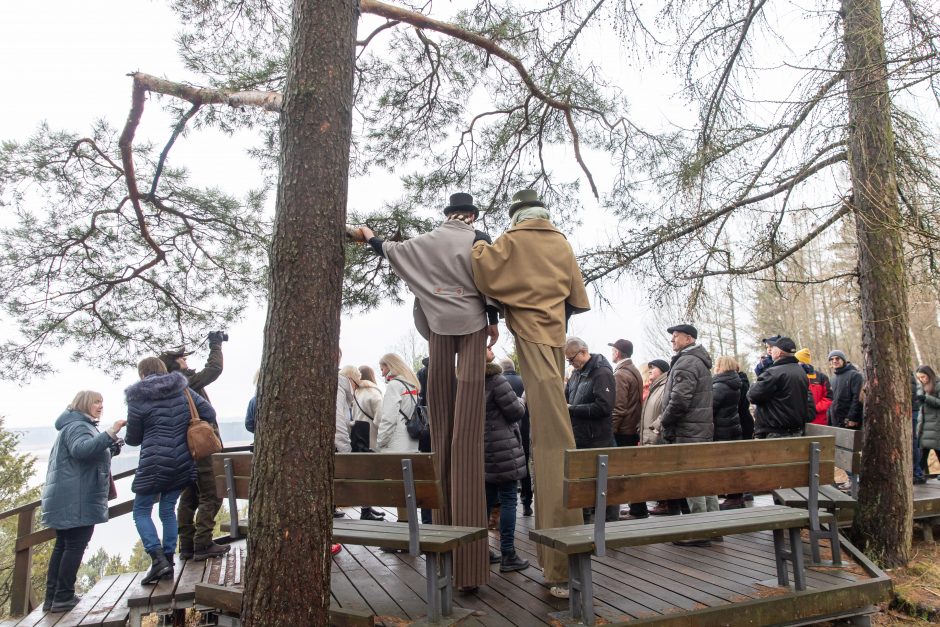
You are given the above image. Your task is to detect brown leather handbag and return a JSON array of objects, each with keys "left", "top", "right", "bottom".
[{"left": 184, "top": 389, "right": 222, "bottom": 460}]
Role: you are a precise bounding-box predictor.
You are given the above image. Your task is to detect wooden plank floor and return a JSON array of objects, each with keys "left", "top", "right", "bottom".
[
  {"left": 330, "top": 497, "right": 881, "bottom": 625},
  {"left": 5, "top": 494, "right": 896, "bottom": 626}
]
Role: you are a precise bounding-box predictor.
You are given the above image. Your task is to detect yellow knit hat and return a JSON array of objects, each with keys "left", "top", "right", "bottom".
[{"left": 795, "top": 348, "right": 811, "bottom": 364}]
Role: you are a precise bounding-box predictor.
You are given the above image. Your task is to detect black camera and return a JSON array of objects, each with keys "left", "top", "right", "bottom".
[{"left": 208, "top": 330, "right": 229, "bottom": 343}]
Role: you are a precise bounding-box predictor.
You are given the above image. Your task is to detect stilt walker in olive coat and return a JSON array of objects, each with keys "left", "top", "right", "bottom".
[{"left": 470, "top": 189, "right": 591, "bottom": 591}]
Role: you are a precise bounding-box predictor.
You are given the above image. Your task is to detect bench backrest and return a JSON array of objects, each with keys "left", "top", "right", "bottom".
[
  {"left": 211, "top": 451, "right": 444, "bottom": 508},
  {"left": 804, "top": 424, "right": 862, "bottom": 474},
  {"left": 563, "top": 436, "right": 835, "bottom": 508}
]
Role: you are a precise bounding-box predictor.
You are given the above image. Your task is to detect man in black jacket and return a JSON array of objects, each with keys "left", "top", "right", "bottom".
[
  {"left": 160, "top": 332, "right": 230, "bottom": 561},
  {"left": 564, "top": 337, "right": 619, "bottom": 522},
  {"left": 748, "top": 337, "right": 814, "bottom": 437},
  {"left": 827, "top": 350, "right": 864, "bottom": 429}
]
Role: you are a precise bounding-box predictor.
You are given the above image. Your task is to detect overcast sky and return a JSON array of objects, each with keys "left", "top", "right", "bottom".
[{"left": 0, "top": 0, "right": 720, "bottom": 428}]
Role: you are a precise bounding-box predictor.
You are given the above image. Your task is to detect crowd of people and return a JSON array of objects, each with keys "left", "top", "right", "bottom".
[
  {"left": 36, "top": 188, "right": 940, "bottom": 611},
  {"left": 40, "top": 335, "right": 229, "bottom": 612}
]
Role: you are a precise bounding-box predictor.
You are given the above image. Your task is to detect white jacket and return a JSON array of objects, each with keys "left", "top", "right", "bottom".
[
  {"left": 353, "top": 382, "right": 383, "bottom": 450},
  {"left": 335, "top": 376, "right": 355, "bottom": 453},
  {"left": 376, "top": 378, "right": 419, "bottom": 453}
]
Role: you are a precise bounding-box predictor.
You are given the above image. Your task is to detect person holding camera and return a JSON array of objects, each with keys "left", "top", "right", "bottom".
[
  {"left": 159, "top": 331, "right": 229, "bottom": 561},
  {"left": 41, "top": 391, "right": 125, "bottom": 612}
]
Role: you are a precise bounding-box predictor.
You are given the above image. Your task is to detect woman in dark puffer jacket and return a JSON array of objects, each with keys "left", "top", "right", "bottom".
[
  {"left": 483, "top": 362, "right": 529, "bottom": 573},
  {"left": 125, "top": 357, "right": 215, "bottom": 585},
  {"left": 712, "top": 356, "right": 745, "bottom": 509}
]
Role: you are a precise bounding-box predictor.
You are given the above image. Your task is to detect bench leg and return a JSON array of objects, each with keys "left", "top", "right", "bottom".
[
  {"left": 772, "top": 529, "right": 789, "bottom": 587},
  {"left": 828, "top": 521, "right": 843, "bottom": 566},
  {"left": 128, "top": 607, "right": 143, "bottom": 627},
  {"left": 567, "top": 553, "right": 595, "bottom": 626},
  {"left": 425, "top": 553, "right": 442, "bottom": 623},
  {"left": 921, "top": 519, "right": 935, "bottom": 543},
  {"left": 789, "top": 527, "right": 806, "bottom": 591}
]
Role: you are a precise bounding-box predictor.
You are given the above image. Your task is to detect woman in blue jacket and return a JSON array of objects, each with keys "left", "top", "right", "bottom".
[
  {"left": 41, "top": 391, "right": 125, "bottom": 612},
  {"left": 125, "top": 357, "right": 215, "bottom": 584}
]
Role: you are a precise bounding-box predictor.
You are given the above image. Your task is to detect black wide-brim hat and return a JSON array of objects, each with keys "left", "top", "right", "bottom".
[{"left": 443, "top": 192, "right": 479, "bottom": 217}]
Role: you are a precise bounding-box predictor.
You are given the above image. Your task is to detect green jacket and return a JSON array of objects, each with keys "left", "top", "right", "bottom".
[{"left": 41, "top": 410, "right": 113, "bottom": 529}]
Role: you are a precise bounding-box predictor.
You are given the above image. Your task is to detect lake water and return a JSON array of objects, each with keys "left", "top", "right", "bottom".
[{"left": 13, "top": 421, "right": 253, "bottom": 560}]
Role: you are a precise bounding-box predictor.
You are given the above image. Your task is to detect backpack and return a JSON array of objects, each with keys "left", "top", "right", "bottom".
[{"left": 396, "top": 380, "right": 428, "bottom": 440}]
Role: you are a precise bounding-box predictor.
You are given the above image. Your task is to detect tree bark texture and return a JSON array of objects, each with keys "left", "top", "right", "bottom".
[
  {"left": 242, "top": 1, "right": 357, "bottom": 624},
  {"left": 842, "top": 0, "right": 913, "bottom": 568}
]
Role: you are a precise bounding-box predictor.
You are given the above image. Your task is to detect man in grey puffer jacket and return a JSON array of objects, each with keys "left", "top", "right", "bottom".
[
  {"left": 660, "top": 325, "right": 714, "bottom": 444},
  {"left": 655, "top": 325, "right": 716, "bottom": 528}
]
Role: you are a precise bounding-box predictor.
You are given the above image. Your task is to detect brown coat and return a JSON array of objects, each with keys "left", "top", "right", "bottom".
[
  {"left": 612, "top": 359, "right": 643, "bottom": 436},
  {"left": 470, "top": 219, "right": 590, "bottom": 347}
]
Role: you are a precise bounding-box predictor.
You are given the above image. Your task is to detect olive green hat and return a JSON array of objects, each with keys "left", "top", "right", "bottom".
[{"left": 508, "top": 189, "right": 546, "bottom": 217}]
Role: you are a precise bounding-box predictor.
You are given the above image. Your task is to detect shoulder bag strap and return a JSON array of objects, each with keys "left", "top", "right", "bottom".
[
  {"left": 353, "top": 393, "right": 374, "bottom": 422},
  {"left": 183, "top": 389, "right": 200, "bottom": 425}
]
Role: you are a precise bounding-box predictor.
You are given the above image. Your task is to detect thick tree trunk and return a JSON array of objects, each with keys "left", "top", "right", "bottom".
[
  {"left": 242, "top": 1, "right": 357, "bottom": 624},
  {"left": 842, "top": 0, "right": 913, "bottom": 567}
]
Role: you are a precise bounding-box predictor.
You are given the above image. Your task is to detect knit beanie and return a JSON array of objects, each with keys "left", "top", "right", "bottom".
[
  {"left": 795, "top": 348, "right": 811, "bottom": 365},
  {"left": 827, "top": 350, "right": 847, "bottom": 361}
]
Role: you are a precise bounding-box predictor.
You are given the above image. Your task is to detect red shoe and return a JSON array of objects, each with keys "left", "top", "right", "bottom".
[{"left": 331, "top": 544, "right": 342, "bottom": 555}]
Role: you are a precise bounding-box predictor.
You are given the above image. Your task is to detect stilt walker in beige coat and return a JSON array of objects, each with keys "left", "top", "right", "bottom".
[
  {"left": 355, "top": 193, "right": 499, "bottom": 590},
  {"left": 470, "top": 189, "right": 591, "bottom": 593}
]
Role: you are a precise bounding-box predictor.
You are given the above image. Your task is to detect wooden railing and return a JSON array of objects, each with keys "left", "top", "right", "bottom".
[{"left": 0, "top": 446, "right": 252, "bottom": 617}]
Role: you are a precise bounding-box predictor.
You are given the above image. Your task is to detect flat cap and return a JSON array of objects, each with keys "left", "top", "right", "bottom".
[{"left": 666, "top": 324, "right": 698, "bottom": 339}]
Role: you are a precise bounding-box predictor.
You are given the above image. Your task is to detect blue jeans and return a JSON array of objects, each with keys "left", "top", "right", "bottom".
[
  {"left": 133, "top": 489, "right": 183, "bottom": 554},
  {"left": 485, "top": 480, "right": 518, "bottom": 555}
]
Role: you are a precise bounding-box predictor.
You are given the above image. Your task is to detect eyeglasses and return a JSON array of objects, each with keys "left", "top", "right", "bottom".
[{"left": 566, "top": 350, "right": 584, "bottom": 364}]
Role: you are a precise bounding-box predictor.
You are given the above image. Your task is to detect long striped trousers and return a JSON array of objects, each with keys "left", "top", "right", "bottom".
[{"left": 428, "top": 329, "right": 488, "bottom": 589}]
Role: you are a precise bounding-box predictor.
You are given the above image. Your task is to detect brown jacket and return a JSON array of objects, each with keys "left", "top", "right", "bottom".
[
  {"left": 612, "top": 359, "right": 643, "bottom": 436},
  {"left": 470, "top": 219, "right": 590, "bottom": 347},
  {"left": 640, "top": 373, "right": 667, "bottom": 445}
]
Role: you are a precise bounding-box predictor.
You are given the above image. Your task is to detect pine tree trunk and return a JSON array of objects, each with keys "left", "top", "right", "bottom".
[
  {"left": 242, "top": 0, "right": 357, "bottom": 623},
  {"left": 842, "top": 0, "right": 913, "bottom": 568}
]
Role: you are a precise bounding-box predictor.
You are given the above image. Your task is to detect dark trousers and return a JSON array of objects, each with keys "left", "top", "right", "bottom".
[
  {"left": 45, "top": 525, "right": 94, "bottom": 603},
  {"left": 486, "top": 480, "right": 519, "bottom": 555},
  {"left": 614, "top": 433, "right": 648, "bottom": 517},
  {"left": 177, "top": 457, "right": 223, "bottom": 549},
  {"left": 913, "top": 414, "right": 924, "bottom": 480},
  {"left": 519, "top": 413, "right": 533, "bottom": 507}
]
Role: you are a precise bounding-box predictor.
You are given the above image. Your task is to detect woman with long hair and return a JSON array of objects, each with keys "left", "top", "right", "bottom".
[
  {"left": 125, "top": 356, "right": 216, "bottom": 585},
  {"left": 916, "top": 365, "right": 940, "bottom": 479},
  {"left": 341, "top": 365, "right": 386, "bottom": 521},
  {"left": 377, "top": 354, "right": 420, "bottom": 523},
  {"left": 41, "top": 391, "right": 125, "bottom": 612}
]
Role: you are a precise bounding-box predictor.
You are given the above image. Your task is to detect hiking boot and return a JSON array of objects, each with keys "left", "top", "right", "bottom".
[
  {"left": 179, "top": 540, "right": 194, "bottom": 561},
  {"left": 49, "top": 595, "right": 81, "bottom": 613},
  {"left": 522, "top": 503, "right": 533, "bottom": 517},
  {"left": 672, "top": 538, "right": 712, "bottom": 548},
  {"left": 161, "top": 553, "right": 175, "bottom": 580},
  {"left": 367, "top": 507, "right": 386, "bottom": 518},
  {"left": 360, "top": 509, "right": 385, "bottom": 521},
  {"left": 194, "top": 541, "right": 231, "bottom": 561},
  {"left": 489, "top": 548, "right": 501, "bottom": 564},
  {"left": 141, "top": 551, "right": 172, "bottom": 585},
  {"left": 334, "top": 509, "right": 346, "bottom": 518},
  {"left": 719, "top": 498, "right": 745, "bottom": 510},
  {"left": 499, "top": 552, "right": 530, "bottom": 573}
]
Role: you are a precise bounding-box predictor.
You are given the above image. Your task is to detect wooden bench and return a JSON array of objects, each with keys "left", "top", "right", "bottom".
[
  {"left": 211, "top": 451, "right": 486, "bottom": 625},
  {"left": 529, "top": 436, "right": 838, "bottom": 626},
  {"left": 773, "top": 424, "right": 862, "bottom": 528}
]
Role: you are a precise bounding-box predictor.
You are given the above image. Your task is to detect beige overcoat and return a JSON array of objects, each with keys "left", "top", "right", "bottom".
[{"left": 470, "top": 219, "right": 590, "bottom": 347}]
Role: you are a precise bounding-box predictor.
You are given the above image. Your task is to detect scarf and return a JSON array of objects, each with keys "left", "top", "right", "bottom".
[{"left": 511, "top": 206, "right": 550, "bottom": 226}]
